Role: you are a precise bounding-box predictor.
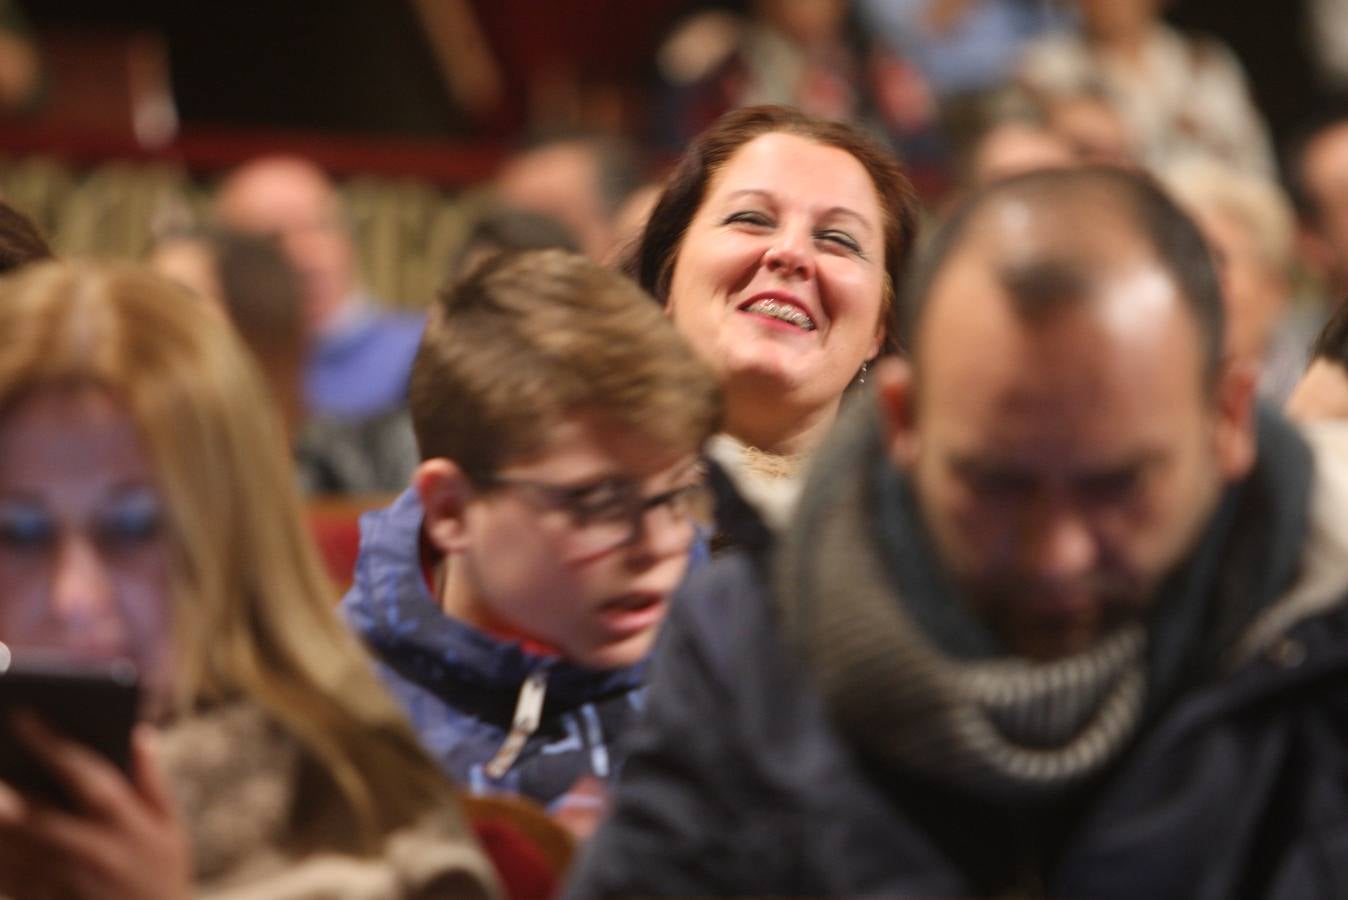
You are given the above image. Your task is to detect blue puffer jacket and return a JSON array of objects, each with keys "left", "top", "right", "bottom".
[{"left": 340, "top": 490, "right": 647, "bottom": 807}]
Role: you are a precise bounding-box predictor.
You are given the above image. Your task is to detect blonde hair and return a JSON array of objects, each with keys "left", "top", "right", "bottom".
[
  {"left": 0, "top": 260, "right": 452, "bottom": 850},
  {"left": 1161, "top": 156, "right": 1296, "bottom": 277}
]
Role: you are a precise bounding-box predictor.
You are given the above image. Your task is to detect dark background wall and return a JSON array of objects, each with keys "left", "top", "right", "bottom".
[{"left": 26, "top": 0, "right": 462, "bottom": 136}]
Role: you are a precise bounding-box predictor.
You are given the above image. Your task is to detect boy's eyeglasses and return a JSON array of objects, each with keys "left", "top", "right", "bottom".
[{"left": 476, "top": 472, "right": 709, "bottom": 557}]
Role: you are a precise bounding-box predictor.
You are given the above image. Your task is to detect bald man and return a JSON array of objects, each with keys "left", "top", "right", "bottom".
[
  {"left": 215, "top": 156, "right": 423, "bottom": 422},
  {"left": 571, "top": 167, "right": 1348, "bottom": 897}
]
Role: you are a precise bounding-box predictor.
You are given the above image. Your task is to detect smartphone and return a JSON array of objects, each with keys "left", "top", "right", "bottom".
[{"left": 0, "top": 655, "right": 140, "bottom": 807}]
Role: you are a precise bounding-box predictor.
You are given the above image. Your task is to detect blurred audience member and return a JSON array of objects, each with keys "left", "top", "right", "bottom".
[
  {"left": 573, "top": 165, "right": 1348, "bottom": 896},
  {"left": 1289, "top": 112, "right": 1348, "bottom": 301},
  {"left": 1162, "top": 157, "right": 1300, "bottom": 400},
  {"left": 214, "top": 231, "right": 420, "bottom": 494},
  {"left": 858, "top": 0, "right": 1065, "bottom": 101},
  {"left": 341, "top": 251, "right": 719, "bottom": 836},
  {"left": 149, "top": 228, "right": 418, "bottom": 495},
  {"left": 0, "top": 261, "right": 499, "bottom": 898},
  {"left": 211, "top": 232, "right": 307, "bottom": 435},
  {"left": 653, "top": 1, "right": 941, "bottom": 162},
  {"left": 1287, "top": 297, "right": 1348, "bottom": 421},
  {"left": 449, "top": 205, "right": 580, "bottom": 283},
  {"left": 214, "top": 155, "right": 424, "bottom": 423},
  {"left": 151, "top": 228, "right": 305, "bottom": 434},
  {"left": 1308, "top": 0, "right": 1348, "bottom": 94},
  {"left": 956, "top": 88, "right": 1133, "bottom": 192},
  {"left": 1017, "top": 0, "right": 1273, "bottom": 175},
  {"left": 1043, "top": 86, "right": 1135, "bottom": 166},
  {"left": 628, "top": 105, "right": 918, "bottom": 543},
  {"left": 1279, "top": 111, "right": 1348, "bottom": 400},
  {"left": 494, "top": 137, "right": 641, "bottom": 263},
  {"left": 606, "top": 181, "right": 663, "bottom": 268},
  {"left": 962, "top": 114, "right": 1075, "bottom": 187},
  {"left": 0, "top": 0, "right": 39, "bottom": 114},
  {"left": 146, "top": 229, "right": 222, "bottom": 314}
]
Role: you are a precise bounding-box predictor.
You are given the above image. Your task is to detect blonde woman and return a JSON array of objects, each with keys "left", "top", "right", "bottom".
[{"left": 0, "top": 261, "right": 499, "bottom": 898}]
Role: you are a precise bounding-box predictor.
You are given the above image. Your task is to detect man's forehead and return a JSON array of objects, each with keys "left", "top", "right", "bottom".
[
  {"left": 218, "top": 162, "right": 339, "bottom": 226},
  {"left": 919, "top": 202, "right": 1169, "bottom": 341},
  {"left": 969, "top": 191, "right": 1152, "bottom": 262},
  {"left": 913, "top": 222, "right": 1206, "bottom": 429}
]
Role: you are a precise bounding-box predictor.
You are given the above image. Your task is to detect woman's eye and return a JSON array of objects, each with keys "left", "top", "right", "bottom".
[
  {"left": 0, "top": 505, "right": 55, "bottom": 550},
  {"left": 724, "top": 210, "right": 772, "bottom": 228},
  {"left": 818, "top": 230, "right": 862, "bottom": 253},
  {"left": 95, "top": 492, "right": 163, "bottom": 550}
]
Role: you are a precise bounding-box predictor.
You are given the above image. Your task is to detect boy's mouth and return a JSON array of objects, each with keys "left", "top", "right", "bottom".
[
  {"left": 601, "top": 593, "right": 661, "bottom": 611},
  {"left": 595, "top": 593, "right": 666, "bottom": 636}
]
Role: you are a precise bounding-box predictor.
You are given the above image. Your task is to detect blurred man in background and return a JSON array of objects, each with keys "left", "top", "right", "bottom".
[
  {"left": 215, "top": 155, "right": 423, "bottom": 423},
  {"left": 494, "top": 137, "right": 641, "bottom": 263}
]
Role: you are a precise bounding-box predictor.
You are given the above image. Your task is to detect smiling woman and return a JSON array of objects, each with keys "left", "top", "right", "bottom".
[{"left": 630, "top": 105, "right": 919, "bottom": 536}]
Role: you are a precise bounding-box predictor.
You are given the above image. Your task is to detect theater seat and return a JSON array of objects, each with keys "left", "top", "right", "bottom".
[
  {"left": 306, "top": 495, "right": 393, "bottom": 592},
  {"left": 462, "top": 793, "right": 576, "bottom": 900}
]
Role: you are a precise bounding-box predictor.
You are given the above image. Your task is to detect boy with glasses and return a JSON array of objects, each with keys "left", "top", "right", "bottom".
[{"left": 340, "top": 250, "right": 720, "bottom": 819}]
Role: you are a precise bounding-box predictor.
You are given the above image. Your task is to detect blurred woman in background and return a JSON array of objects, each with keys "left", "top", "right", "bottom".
[
  {"left": 1160, "top": 156, "right": 1302, "bottom": 402},
  {"left": 0, "top": 261, "right": 498, "bottom": 898}
]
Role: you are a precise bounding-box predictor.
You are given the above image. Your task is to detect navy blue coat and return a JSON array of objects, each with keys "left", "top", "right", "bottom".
[{"left": 570, "top": 552, "right": 1348, "bottom": 898}]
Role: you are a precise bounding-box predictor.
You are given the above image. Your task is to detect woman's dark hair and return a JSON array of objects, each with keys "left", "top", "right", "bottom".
[
  {"left": 1311, "top": 297, "right": 1348, "bottom": 368},
  {"left": 628, "top": 105, "right": 920, "bottom": 357}
]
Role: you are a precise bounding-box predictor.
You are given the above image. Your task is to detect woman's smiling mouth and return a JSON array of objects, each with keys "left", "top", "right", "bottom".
[{"left": 738, "top": 294, "right": 818, "bottom": 331}]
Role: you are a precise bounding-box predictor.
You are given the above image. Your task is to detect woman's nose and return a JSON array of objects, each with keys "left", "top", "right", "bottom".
[
  {"left": 763, "top": 226, "right": 814, "bottom": 280},
  {"left": 49, "top": 536, "right": 122, "bottom": 642}
]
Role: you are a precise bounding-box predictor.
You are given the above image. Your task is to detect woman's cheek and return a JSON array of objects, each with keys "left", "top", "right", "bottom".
[{"left": 818, "top": 259, "right": 882, "bottom": 322}]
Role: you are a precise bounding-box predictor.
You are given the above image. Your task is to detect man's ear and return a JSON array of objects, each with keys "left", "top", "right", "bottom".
[
  {"left": 414, "top": 458, "right": 476, "bottom": 555},
  {"left": 1213, "top": 357, "right": 1259, "bottom": 482},
  {"left": 874, "top": 356, "right": 918, "bottom": 469}
]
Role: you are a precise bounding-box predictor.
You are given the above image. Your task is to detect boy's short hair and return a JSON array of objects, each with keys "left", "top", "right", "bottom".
[{"left": 410, "top": 249, "right": 721, "bottom": 479}]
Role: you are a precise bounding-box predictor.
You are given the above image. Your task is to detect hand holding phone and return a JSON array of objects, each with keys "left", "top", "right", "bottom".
[
  {"left": 0, "top": 657, "right": 139, "bottom": 806},
  {"left": 0, "top": 656, "right": 192, "bottom": 899}
]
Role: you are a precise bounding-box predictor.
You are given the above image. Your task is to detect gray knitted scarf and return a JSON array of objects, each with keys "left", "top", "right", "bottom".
[{"left": 775, "top": 398, "right": 1309, "bottom": 800}]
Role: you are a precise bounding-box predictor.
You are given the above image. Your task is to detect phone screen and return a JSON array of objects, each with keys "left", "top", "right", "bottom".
[{"left": 0, "top": 655, "right": 140, "bottom": 807}]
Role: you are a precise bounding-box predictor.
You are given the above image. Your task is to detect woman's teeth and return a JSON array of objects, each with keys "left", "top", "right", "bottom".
[{"left": 743, "top": 298, "right": 816, "bottom": 331}]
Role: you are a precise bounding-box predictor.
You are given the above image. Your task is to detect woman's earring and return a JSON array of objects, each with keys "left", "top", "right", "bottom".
[{"left": 858, "top": 360, "right": 868, "bottom": 385}]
